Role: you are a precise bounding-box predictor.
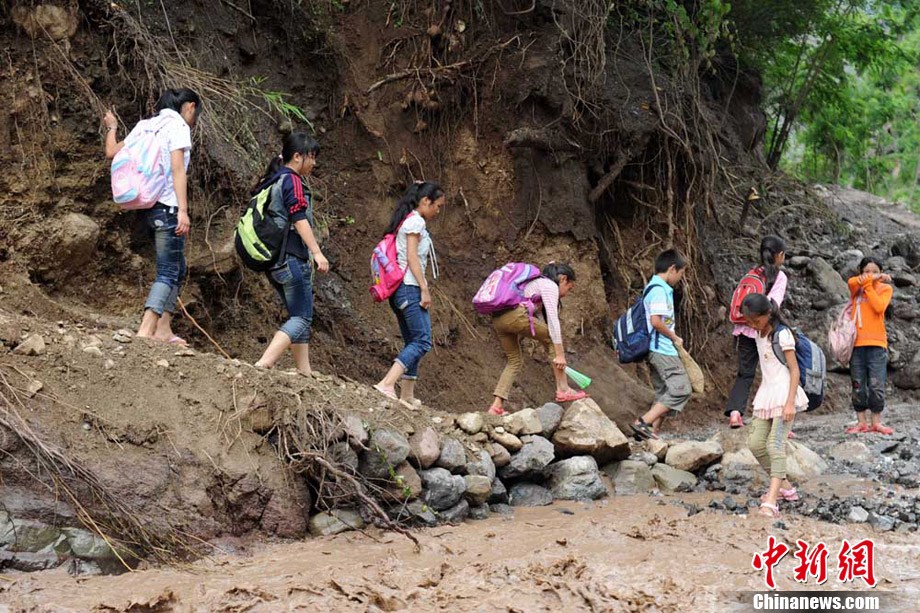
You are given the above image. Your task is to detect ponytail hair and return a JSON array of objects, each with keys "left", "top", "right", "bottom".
[
  {"left": 759, "top": 235, "right": 786, "bottom": 292},
  {"left": 542, "top": 262, "right": 576, "bottom": 284},
  {"left": 385, "top": 181, "right": 444, "bottom": 235},
  {"left": 252, "top": 131, "right": 320, "bottom": 194},
  {"left": 155, "top": 88, "right": 203, "bottom": 119},
  {"left": 740, "top": 293, "right": 793, "bottom": 334}
]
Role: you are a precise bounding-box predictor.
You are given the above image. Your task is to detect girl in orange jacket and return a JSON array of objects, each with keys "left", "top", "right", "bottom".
[{"left": 845, "top": 257, "right": 894, "bottom": 435}]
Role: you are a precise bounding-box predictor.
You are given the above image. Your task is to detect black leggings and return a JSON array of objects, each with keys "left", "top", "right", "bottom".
[{"left": 724, "top": 335, "right": 758, "bottom": 416}]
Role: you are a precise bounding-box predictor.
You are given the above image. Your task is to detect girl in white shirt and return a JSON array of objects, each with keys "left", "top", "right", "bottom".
[{"left": 104, "top": 88, "right": 201, "bottom": 346}]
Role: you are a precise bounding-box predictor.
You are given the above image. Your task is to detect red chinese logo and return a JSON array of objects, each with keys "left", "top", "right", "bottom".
[
  {"left": 752, "top": 536, "right": 790, "bottom": 589},
  {"left": 792, "top": 539, "right": 829, "bottom": 584},
  {"left": 837, "top": 539, "right": 877, "bottom": 587}
]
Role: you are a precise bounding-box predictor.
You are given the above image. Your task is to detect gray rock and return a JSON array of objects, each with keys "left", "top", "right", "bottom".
[
  {"left": 406, "top": 500, "right": 438, "bottom": 526},
  {"left": 488, "top": 478, "right": 508, "bottom": 504},
  {"left": 868, "top": 512, "right": 895, "bottom": 532},
  {"left": 891, "top": 271, "right": 918, "bottom": 288},
  {"left": 359, "top": 428, "right": 411, "bottom": 479},
  {"left": 891, "top": 302, "right": 917, "bottom": 321},
  {"left": 488, "top": 443, "right": 511, "bottom": 468},
  {"left": 509, "top": 482, "right": 553, "bottom": 507},
  {"left": 456, "top": 412, "right": 484, "bottom": 435},
  {"left": 833, "top": 249, "right": 864, "bottom": 279},
  {"left": 308, "top": 509, "right": 365, "bottom": 537},
  {"left": 436, "top": 437, "right": 467, "bottom": 473},
  {"left": 463, "top": 475, "right": 493, "bottom": 506},
  {"left": 665, "top": 440, "right": 723, "bottom": 472},
  {"left": 466, "top": 450, "right": 496, "bottom": 481},
  {"left": 786, "top": 441, "right": 829, "bottom": 482},
  {"left": 490, "top": 430, "right": 523, "bottom": 452},
  {"left": 848, "top": 506, "right": 869, "bottom": 523},
  {"left": 885, "top": 256, "right": 908, "bottom": 271},
  {"left": 552, "top": 399, "right": 630, "bottom": 463},
  {"left": 651, "top": 464, "right": 697, "bottom": 492},
  {"left": 408, "top": 427, "right": 440, "bottom": 469},
  {"left": 603, "top": 460, "right": 656, "bottom": 494},
  {"left": 469, "top": 504, "right": 490, "bottom": 520},
  {"left": 536, "top": 402, "right": 565, "bottom": 438},
  {"left": 498, "top": 435, "right": 555, "bottom": 480},
  {"left": 893, "top": 349, "right": 920, "bottom": 390},
  {"left": 787, "top": 256, "right": 812, "bottom": 270},
  {"left": 629, "top": 451, "right": 658, "bottom": 467},
  {"left": 828, "top": 441, "right": 874, "bottom": 464},
  {"left": 490, "top": 503, "right": 514, "bottom": 516},
  {"left": 329, "top": 441, "right": 359, "bottom": 472},
  {"left": 544, "top": 456, "right": 607, "bottom": 500},
  {"left": 439, "top": 499, "right": 470, "bottom": 523},
  {"left": 720, "top": 449, "right": 763, "bottom": 483},
  {"left": 807, "top": 257, "right": 849, "bottom": 302},
  {"left": 13, "top": 334, "right": 46, "bottom": 356},
  {"left": 0, "top": 518, "right": 62, "bottom": 551},
  {"left": 419, "top": 467, "right": 467, "bottom": 511},
  {"left": 505, "top": 408, "right": 543, "bottom": 436},
  {"left": 61, "top": 528, "right": 117, "bottom": 560}
]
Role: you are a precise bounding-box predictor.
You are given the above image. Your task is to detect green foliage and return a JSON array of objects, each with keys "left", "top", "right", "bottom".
[{"left": 247, "top": 76, "right": 315, "bottom": 130}]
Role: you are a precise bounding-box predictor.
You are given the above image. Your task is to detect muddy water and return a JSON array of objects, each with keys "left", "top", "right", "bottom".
[{"left": 4, "top": 493, "right": 918, "bottom": 612}]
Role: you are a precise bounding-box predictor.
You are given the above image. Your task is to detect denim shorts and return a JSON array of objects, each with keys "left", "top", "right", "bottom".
[{"left": 268, "top": 255, "right": 313, "bottom": 344}]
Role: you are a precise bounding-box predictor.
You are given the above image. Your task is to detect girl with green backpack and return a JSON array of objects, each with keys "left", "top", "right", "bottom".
[{"left": 252, "top": 132, "right": 329, "bottom": 375}]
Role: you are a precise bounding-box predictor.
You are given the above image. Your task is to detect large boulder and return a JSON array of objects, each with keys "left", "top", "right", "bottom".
[
  {"left": 436, "top": 437, "right": 467, "bottom": 473},
  {"left": 665, "top": 440, "right": 723, "bottom": 473},
  {"left": 308, "top": 509, "right": 365, "bottom": 537},
  {"left": 833, "top": 249, "right": 864, "bottom": 280},
  {"left": 807, "top": 257, "right": 849, "bottom": 303},
  {"left": 12, "top": 4, "right": 79, "bottom": 41},
  {"left": 552, "top": 399, "right": 630, "bottom": 463},
  {"left": 603, "top": 460, "right": 656, "bottom": 494},
  {"left": 893, "top": 349, "right": 920, "bottom": 390},
  {"left": 505, "top": 409, "right": 543, "bottom": 436},
  {"left": 651, "top": 464, "right": 697, "bottom": 492},
  {"left": 720, "top": 449, "right": 763, "bottom": 484},
  {"left": 827, "top": 441, "right": 873, "bottom": 465},
  {"left": 419, "top": 468, "right": 467, "bottom": 511},
  {"left": 50, "top": 214, "right": 101, "bottom": 280},
  {"left": 498, "top": 435, "right": 555, "bottom": 480},
  {"left": 508, "top": 482, "right": 553, "bottom": 507},
  {"left": 456, "top": 413, "right": 484, "bottom": 435},
  {"left": 408, "top": 427, "right": 440, "bottom": 468},
  {"left": 359, "top": 429, "right": 411, "bottom": 479},
  {"left": 544, "top": 456, "right": 607, "bottom": 500},
  {"left": 537, "top": 403, "right": 565, "bottom": 438}
]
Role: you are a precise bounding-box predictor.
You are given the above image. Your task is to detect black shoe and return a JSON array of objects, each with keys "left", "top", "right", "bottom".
[{"left": 630, "top": 420, "right": 658, "bottom": 441}]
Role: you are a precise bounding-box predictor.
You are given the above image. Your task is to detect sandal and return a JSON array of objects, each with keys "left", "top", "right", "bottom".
[
  {"left": 759, "top": 503, "right": 780, "bottom": 518},
  {"left": 373, "top": 384, "right": 398, "bottom": 401},
  {"left": 555, "top": 389, "right": 588, "bottom": 403},
  {"left": 845, "top": 423, "right": 870, "bottom": 434},
  {"left": 760, "top": 488, "right": 799, "bottom": 503},
  {"left": 487, "top": 406, "right": 506, "bottom": 416},
  {"left": 871, "top": 423, "right": 894, "bottom": 435},
  {"left": 629, "top": 420, "right": 658, "bottom": 441}
]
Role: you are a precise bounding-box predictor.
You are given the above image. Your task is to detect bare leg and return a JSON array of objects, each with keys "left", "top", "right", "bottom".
[
  {"left": 255, "top": 331, "right": 292, "bottom": 370},
  {"left": 375, "top": 362, "right": 406, "bottom": 397},
  {"left": 761, "top": 476, "right": 782, "bottom": 511},
  {"left": 153, "top": 312, "right": 186, "bottom": 344},
  {"left": 640, "top": 403, "right": 671, "bottom": 427},
  {"left": 489, "top": 396, "right": 504, "bottom": 412},
  {"left": 552, "top": 363, "right": 574, "bottom": 393},
  {"left": 136, "top": 309, "right": 160, "bottom": 338},
  {"left": 291, "top": 343, "right": 311, "bottom": 376}
]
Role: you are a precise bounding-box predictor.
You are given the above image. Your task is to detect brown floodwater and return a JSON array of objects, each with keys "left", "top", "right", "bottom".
[{"left": 3, "top": 491, "right": 918, "bottom": 612}]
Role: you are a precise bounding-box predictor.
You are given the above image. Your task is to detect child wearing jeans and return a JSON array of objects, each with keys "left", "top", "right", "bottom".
[
  {"left": 630, "top": 249, "right": 692, "bottom": 441},
  {"left": 740, "top": 293, "right": 808, "bottom": 518}
]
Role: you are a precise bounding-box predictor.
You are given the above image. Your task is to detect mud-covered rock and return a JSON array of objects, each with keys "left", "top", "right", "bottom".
[
  {"left": 12, "top": 4, "right": 78, "bottom": 41},
  {"left": 260, "top": 493, "right": 309, "bottom": 538},
  {"left": 665, "top": 440, "right": 723, "bottom": 472},
  {"left": 463, "top": 475, "right": 493, "bottom": 506},
  {"left": 720, "top": 449, "right": 763, "bottom": 483},
  {"left": 603, "top": 460, "right": 655, "bottom": 494},
  {"left": 498, "top": 435, "right": 554, "bottom": 480},
  {"left": 359, "top": 428, "right": 411, "bottom": 479},
  {"left": 828, "top": 441, "right": 873, "bottom": 465},
  {"left": 651, "top": 464, "right": 697, "bottom": 492},
  {"left": 13, "top": 334, "right": 46, "bottom": 356},
  {"left": 552, "top": 399, "right": 630, "bottom": 463},
  {"left": 308, "top": 509, "right": 364, "bottom": 536},
  {"left": 469, "top": 504, "right": 490, "bottom": 520},
  {"left": 544, "top": 456, "right": 607, "bottom": 500},
  {"left": 509, "top": 482, "right": 553, "bottom": 507},
  {"left": 786, "top": 441, "right": 829, "bottom": 481}
]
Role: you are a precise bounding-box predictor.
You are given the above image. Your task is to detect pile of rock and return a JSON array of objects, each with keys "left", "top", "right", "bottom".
[{"left": 307, "top": 400, "right": 832, "bottom": 534}]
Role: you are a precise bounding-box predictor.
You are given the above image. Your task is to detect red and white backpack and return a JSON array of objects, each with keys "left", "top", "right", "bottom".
[{"left": 728, "top": 267, "right": 767, "bottom": 324}]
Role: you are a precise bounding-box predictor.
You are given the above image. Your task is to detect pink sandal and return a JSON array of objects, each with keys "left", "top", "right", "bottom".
[
  {"left": 759, "top": 503, "right": 780, "bottom": 518},
  {"left": 761, "top": 488, "right": 799, "bottom": 503},
  {"left": 487, "top": 406, "right": 506, "bottom": 416},
  {"left": 555, "top": 389, "right": 588, "bottom": 403}
]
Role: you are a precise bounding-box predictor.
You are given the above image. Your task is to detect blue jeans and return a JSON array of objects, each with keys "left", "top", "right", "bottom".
[
  {"left": 143, "top": 204, "right": 186, "bottom": 315},
  {"left": 850, "top": 346, "right": 888, "bottom": 413},
  {"left": 389, "top": 283, "right": 431, "bottom": 379},
  {"left": 268, "top": 255, "right": 313, "bottom": 344}
]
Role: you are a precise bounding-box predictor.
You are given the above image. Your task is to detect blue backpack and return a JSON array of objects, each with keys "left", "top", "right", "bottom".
[
  {"left": 771, "top": 324, "right": 827, "bottom": 411},
  {"left": 613, "top": 286, "right": 659, "bottom": 364}
]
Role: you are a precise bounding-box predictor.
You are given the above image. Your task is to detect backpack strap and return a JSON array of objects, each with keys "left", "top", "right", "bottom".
[{"left": 770, "top": 324, "right": 796, "bottom": 366}]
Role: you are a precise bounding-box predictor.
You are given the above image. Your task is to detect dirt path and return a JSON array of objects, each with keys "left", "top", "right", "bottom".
[{"left": 4, "top": 491, "right": 918, "bottom": 612}]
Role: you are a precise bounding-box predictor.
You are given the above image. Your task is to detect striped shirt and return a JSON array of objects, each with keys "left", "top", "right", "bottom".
[{"left": 524, "top": 278, "right": 562, "bottom": 345}]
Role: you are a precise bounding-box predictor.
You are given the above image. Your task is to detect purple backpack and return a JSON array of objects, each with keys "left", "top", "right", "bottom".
[{"left": 473, "top": 262, "right": 543, "bottom": 318}]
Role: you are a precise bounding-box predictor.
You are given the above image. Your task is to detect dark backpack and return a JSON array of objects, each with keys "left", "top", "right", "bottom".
[
  {"left": 613, "top": 285, "right": 659, "bottom": 364},
  {"left": 771, "top": 324, "right": 827, "bottom": 411},
  {"left": 234, "top": 174, "right": 292, "bottom": 272}
]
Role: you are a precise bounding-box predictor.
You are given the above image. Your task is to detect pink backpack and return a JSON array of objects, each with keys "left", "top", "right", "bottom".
[
  {"left": 473, "top": 262, "right": 543, "bottom": 311},
  {"left": 369, "top": 213, "right": 414, "bottom": 302},
  {"left": 110, "top": 116, "right": 170, "bottom": 210},
  {"left": 828, "top": 293, "right": 862, "bottom": 366}
]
